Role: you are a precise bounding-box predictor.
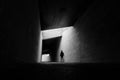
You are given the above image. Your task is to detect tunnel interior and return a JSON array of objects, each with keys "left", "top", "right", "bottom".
[{"left": 1, "top": 0, "right": 120, "bottom": 79}]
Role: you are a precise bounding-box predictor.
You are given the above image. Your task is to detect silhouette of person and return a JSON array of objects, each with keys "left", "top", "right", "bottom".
[{"left": 60, "top": 50, "right": 64, "bottom": 62}]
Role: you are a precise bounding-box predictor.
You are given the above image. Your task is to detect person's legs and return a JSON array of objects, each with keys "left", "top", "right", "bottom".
[
  {"left": 61, "top": 57, "right": 64, "bottom": 62},
  {"left": 62, "top": 57, "right": 64, "bottom": 62}
]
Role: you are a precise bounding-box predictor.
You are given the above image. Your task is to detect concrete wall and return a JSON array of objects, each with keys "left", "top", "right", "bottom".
[
  {"left": 60, "top": 27, "right": 81, "bottom": 62},
  {"left": 37, "top": 31, "right": 42, "bottom": 62},
  {"left": 60, "top": 0, "right": 120, "bottom": 63},
  {"left": 76, "top": 0, "right": 120, "bottom": 63},
  {"left": 1, "top": 0, "right": 41, "bottom": 63}
]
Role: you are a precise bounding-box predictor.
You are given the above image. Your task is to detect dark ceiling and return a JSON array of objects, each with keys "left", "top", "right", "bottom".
[{"left": 39, "top": 0, "right": 95, "bottom": 30}]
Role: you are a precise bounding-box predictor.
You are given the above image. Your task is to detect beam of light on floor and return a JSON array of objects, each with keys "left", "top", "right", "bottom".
[{"left": 41, "top": 26, "right": 73, "bottom": 40}]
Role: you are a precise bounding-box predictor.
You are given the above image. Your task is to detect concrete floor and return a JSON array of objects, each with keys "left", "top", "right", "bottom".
[{"left": 1, "top": 63, "right": 119, "bottom": 80}]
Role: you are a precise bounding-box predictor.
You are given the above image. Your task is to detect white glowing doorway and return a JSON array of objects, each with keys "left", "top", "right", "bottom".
[{"left": 38, "top": 26, "right": 73, "bottom": 63}]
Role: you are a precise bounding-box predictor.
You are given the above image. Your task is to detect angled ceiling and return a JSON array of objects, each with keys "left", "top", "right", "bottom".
[{"left": 39, "top": 0, "right": 95, "bottom": 30}]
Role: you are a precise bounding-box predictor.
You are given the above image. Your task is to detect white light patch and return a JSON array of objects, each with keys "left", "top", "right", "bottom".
[
  {"left": 41, "top": 54, "right": 50, "bottom": 62},
  {"left": 42, "top": 27, "right": 72, "bottom": 40},
  {"left": 61, "top": 27, "right": 80, "bottom": 62},
  {"left": 37, "top": 31, "right": 42, "bottom": 63}
]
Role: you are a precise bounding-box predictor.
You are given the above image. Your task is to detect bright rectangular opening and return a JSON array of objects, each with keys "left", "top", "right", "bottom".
[{"left": 38, "top": 26, "right": 73, "bottom": 63}]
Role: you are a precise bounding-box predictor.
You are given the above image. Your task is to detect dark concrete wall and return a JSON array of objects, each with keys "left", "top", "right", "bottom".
[
  {"left": 73, "top": 0, "right": 120, "bottom": 62},
  {"left": 1, "top": 0, "right": 41, "bottom": 63}
]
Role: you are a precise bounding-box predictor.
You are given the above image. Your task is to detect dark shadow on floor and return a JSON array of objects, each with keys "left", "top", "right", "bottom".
[{"left": 1, "top": 63, "right": 120, "bottom": 80}]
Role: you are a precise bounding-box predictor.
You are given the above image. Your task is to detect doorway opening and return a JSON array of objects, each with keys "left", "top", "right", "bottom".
[
  {"left": 42, "top": 36, "right": 62, "bottom": 62},
  {"left": 39, "top": 26, "right": 73, "bottom": 63}
]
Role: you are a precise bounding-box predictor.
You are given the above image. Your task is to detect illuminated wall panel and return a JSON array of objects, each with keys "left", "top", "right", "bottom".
[
  {"left": 42, "top": 27, "right": 70, "bottom": 40},
  {"left": 37, "top": 31, "right": 42, "bottom": 63},
  {"left": 61, "top": 27, "right": 81, "bottom": 62}
]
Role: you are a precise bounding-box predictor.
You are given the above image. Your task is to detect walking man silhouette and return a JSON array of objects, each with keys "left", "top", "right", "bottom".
[{"left": 60, "top": 50, "right": 64, "bottom": 62}]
